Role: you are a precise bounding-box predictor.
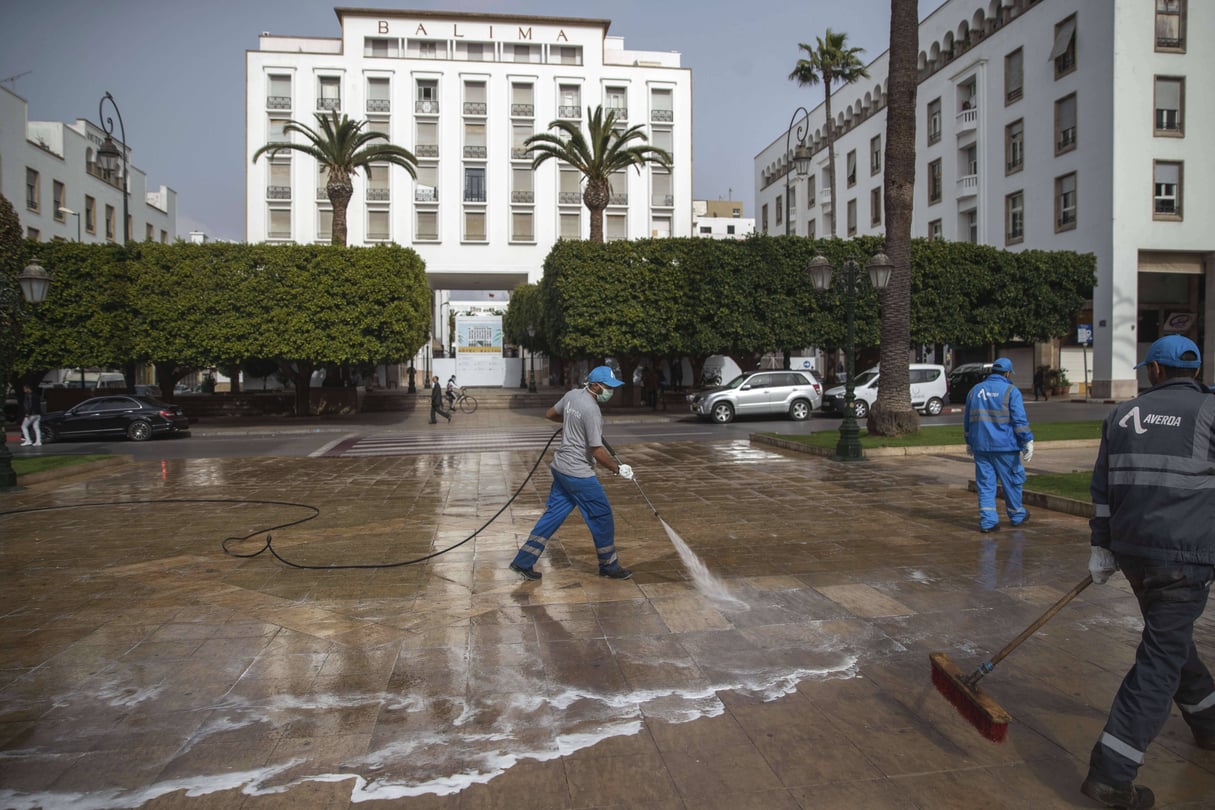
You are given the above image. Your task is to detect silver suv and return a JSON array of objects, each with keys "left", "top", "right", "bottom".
[{"left": 689, "top": 370, "right": 823, "bottom": 424}]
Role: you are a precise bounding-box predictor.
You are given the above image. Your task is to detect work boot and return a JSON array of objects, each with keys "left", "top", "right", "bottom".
[
  {"left": 1012, "top": 512, "right": 1030, "bottom": 527},
  {"left": 1080, "top": 776, "right": 1155, "bottom": 809},
  {"left": 1193, "top": 729, "right": 1215, "bottom": 751},
  {"left": 510, "top": 563, "right": 541, "bottom": 581},
  {"left": 598, "top": 565, "right": 633, "bottom": 580},
  {"left": 979, "top": 524, "right": 1000, "bottom": 534}
]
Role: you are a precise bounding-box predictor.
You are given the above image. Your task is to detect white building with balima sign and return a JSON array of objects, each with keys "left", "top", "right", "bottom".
[
  {"left": 755, "top": 0, "right": 1212, "bottom": 398},
  {"left": 0, "top": 85, "right": 177, "bottom": 245},
  {"left": 245, "top": 7, "right": 693, "bottom": 301}
]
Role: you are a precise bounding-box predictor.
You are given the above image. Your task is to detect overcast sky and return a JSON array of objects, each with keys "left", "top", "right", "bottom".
[{"left": 2, "top": 0, "right": 945, "bottom": 241}]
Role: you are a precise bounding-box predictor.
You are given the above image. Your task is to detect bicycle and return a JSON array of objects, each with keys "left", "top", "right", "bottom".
[{"left": 446, "top": 385, "right": 478, "bottom": 414}]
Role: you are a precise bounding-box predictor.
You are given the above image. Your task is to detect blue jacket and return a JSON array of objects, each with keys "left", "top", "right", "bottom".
[
  {"left": 964, "top": 373, "right": 1033, "bottom": 453},
  {"left": 1090, "top": 377, "right": 1215, "bottom": 564}
]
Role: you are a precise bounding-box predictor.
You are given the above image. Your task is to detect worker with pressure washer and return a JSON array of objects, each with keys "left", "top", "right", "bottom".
[
  {"left": 1082, "top": 334, "right": 1215, "bottom": 810},
  {"left": 509, "top": 365, "right": 635, "bottom": 582},
  {"left": 963, "top": 357, "right": 1034, "bottom": 533}
]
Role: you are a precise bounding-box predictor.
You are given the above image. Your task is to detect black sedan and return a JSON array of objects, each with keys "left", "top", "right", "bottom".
[{"left": 42, "top": 395, "right": 190, "bottom": 443}]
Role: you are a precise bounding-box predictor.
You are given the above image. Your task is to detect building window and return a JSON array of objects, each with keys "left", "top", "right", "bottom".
[
  {"left": 511, "top": 123, "right": 532, "bottom": 160},
  {"left": 1005, "top": 191, "right": 1024, "bottom": 244},
  {"left": 651, "top": 171, "right": 673, "bottom": 208},
  {"left": 870, "top": 135, "right": 881, "bottom": 175},
  {"left": 558, "top": 84, "right": 581, "bottom": 118},
  {"left": 558, "top": 169, "right": 581, "bottom": 206},
  {"left": 26, "top": 227, "right": 39, "bottom": 240},
  {"left": 559, "top": 212, "right": 580, "bottom": 239},
  {"left": 1055, "top": 172, "right": 1077, "bottom": 231},
  {"left": 552, "top": 45, "right": 582, "bottom": 66},
  {"left": 726, "top": 224, "right": 735, "bottom": 235},
  {"left": 1051, "top": 15, "right": 1077, "bottom": 79},
  {"left": 414, "top": 165, "right": 437, "bottom": 202},
  {"left": 25, "top": 168, "right": 40, "bottom": 211},
  {"left": 464, "top": 167, "right": 486, "bottom": 202},
  {"left": 464, "top": 122, "right": 487, "bottom": 159},
  {"left": 416, "top": 210, "right": 438, "bottom": 241},
  {"left": 416, "top": 79, "right": 438, "bottom": 114},
  {"left": 105, "top": 204, "right": 115, "bottom": 240},
  {"left": 605, "top": 214, "right": 627, "bottom": 242},
  {"left": 512, "top": 44, "right": 539, "bottom": 63},
  {"left": 364, "top": 37, "right": 398, "bottom": 58},
  {"left": 267, "top": 207, "right": 290, "bottom": 240},
  {"left": 1153, "top": 161, "right": 1182, "bottom": 219},
  {"left": 367, "top": 209, "right": 390, "bottom": 241},
  {"left": 605, "top": 86, "right": 628, "bottom": 120},
  {"left": 1006, "top": 119, "right": 1024, "bottom": 174},
  {"left": 317, "top": 208, "right": 333, "bottom": 242},
  {"left": 807, "top": 219, "right": 815, "bottom": 239},
  {"left": 1005, "top": 48, "right": 1024, "bottom": 104},
  {"left": 1154, "top": 76, "right": 1184, "bottom": 135},
  {"left": 926, "top": 98, "right": 941, "bottom": 145},
  {"left": 84, "top": 195, "right": 96, "bottom": 233},
  {"left": 416, "top": 121, "right": 438, "bottom": 158},
  {"left": 928, "top": 159, "right": 942, "bottom": 204},
  {"left": 456, "top": 41, "right": 492, "bottom": 62},
  {"left": 650, "top": 87, "right": 674, "bottom": 123},
  {"left": 408, "top": 39, "right": 442, "bottom": 60},
  {"left": 1055, "top": 94, "right": 1077, "bottom": 154},
  {"left": 160, "top": 229, "right": 168, "bottom": 243},
  {"left": 268, "top": 116, "right": 291, "bottom": 142},
  {"left": 870, "top": 187, "right": 881, "bottom": 226},
  {"left": 367, "top": 77, "right": 391, "bottom": 113},
  {"left": 928, "top": 219, "right": 942, "bottom": 241},
  {"left": 267, "top": 74, "right": 292, "bottom": 110},
  {"left": 464, "top": 211, "right": 486, "bottom": 241},
  {"left": 788, "top": 186, "right": 797, "bottom": 221},
  {"left": 775, "top": 196, "right": 783, "bottom": 227},
  {"left": 52, "top": 181, "right": 65, "bottom": 220},
  {"left": 846, "top": 150, "right": 857, "bottom": 187},
  {"left": 318, "top": 76, "right": 341, "bottom": 111},
  {"left": 145, "top": 223, "right": 154, "bottom": 241},
  {"left": 1155, "top": 0, "right": 1185, "bottom": 51},
  {"left": 512, "top": 168, "right": 534, "bottom": 203},
  {"left": 761, "top": 204, "right": 769, "bottom": 233},
  {"left": 846, "top": 199, "right": 857, "bottom": 236},
  {"left": 808, "top": 174, "right": 816, "bottom": 207},
  {"left": 511, "top": 82, "right": 534, "bottom": 117},
  {"left": 964, "top": 211, "right": 978, "bottom": 244},
  {"left": 511, "top": 210, "right": 534, "bottom": 242},
  {"left": 463, "top": 81, "right": 487, "bottom": 116},
  {"left": 267, "top": 161, "right": 292, "bottom": 200}
]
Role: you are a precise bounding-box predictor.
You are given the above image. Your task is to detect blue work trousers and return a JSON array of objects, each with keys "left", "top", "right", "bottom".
[
  {"left": 1089, "top": 559, "right": 1215, "bottom": 784},
  {"left": 511, "top": 468, "right": 620, "bottom": 571},
  {"left": 973, "top": 450, "right": 1027, "bottom": 530}
]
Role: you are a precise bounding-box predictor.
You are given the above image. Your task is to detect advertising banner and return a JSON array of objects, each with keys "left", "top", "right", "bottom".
[{"left": 455, "top": 315, "right": 504, "bottom": 386}]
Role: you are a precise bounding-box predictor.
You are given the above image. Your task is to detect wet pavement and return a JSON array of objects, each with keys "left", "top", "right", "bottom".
[{"left": 2, "top": 418, "right": 1214, "bottom": 809}]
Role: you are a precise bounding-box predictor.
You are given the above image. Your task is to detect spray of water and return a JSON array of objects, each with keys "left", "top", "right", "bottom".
[{"left": 659, "top": 518, "right": 748, "bottom": 611}]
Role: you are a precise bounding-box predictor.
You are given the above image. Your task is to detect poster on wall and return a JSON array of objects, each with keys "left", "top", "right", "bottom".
[{"left": 455, "top": 315, "right": 504, "bottom": 387}]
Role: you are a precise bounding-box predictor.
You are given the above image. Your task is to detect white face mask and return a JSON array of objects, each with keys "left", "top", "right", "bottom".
[{"left": 592, "top": 384, "right": 614, "bottom": 403}]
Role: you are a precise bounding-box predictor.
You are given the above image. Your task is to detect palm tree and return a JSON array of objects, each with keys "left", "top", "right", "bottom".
[
  {"left": 252, "top": 111, "right": 417, "bottom": 246},
  {"left": 870, "top": 0, "right": 920, "bottom": 436},
  {"left": 788, "top": 29, "right": 869, "bottom": 238},
  {"left": 525, "top": 105, "right": 672, "bottom": 243}
]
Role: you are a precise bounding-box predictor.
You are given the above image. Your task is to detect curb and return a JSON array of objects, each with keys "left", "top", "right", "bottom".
[{"left": 967, "top": 480, "right": 1094, "bottom": 518}]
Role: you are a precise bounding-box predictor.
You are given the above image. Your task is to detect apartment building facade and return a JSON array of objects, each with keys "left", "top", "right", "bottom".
[
  {"left": 0, "top": 86, "right": 177, "bottom": 244},
  {"left": 755, "top": 0, "right": 1212, "bottom": 398},
  {"left": 245, "top": 8, "right": 693, "bottom": 295}
]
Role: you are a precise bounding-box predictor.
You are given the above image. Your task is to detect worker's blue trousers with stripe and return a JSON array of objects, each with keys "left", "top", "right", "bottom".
[
  {"left": 973, "top": 450, "right": 1027, "bottom": 530},
  {"left": 511, "top": 467, "right": 620, "bottom": 572}
]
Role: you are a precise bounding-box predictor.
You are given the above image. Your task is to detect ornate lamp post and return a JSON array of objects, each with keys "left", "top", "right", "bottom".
[
  {"left": 1, "top": 258, "right": 53, "bottom": 491},
  {"left": 785, "top": 106, "right": 813, "bottom": 236},
  {"left": 527, "top": 325, "right": 537, "bottom": 393},
  {"left": 95, "top": 92, "right": 129, "bottom": 245},
  {"left": 806, "top": 251, "right": 893, "bottom": 461}
]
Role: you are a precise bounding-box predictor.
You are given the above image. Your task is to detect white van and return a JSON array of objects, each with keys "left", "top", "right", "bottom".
[{"left": 822, "top": 363, "right": 949, "bottom": 418}]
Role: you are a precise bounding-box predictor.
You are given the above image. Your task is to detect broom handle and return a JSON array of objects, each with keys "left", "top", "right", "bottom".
[{"left": 971, "top": 574, "right": 1093, "bottom": 681}]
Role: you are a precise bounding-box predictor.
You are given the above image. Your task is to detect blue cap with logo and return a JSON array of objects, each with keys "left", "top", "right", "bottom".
[
  {"left": 586, "top": 365, "right": 624, "bottom": 387},
  {"left": 991, "top": 357, "right": 1014, "bottom": 374},
  {"left": 1136, "top": 334, "right": 1202, "bottom": 369}
]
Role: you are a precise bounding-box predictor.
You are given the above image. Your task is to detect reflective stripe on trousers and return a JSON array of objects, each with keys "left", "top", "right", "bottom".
[
  {"left": 511, "top": 467, "right": 619, "bottom": 571},
  {"left": 973, "top": 451, "right": 1027, "bottom": 530}
]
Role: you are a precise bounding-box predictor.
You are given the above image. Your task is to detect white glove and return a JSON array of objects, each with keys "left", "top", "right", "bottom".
[
  {"left": 617, "top": 464, "right": 634, "bottom": 480},
  {"left": 1089, "top": 547, "right": 1117, "bottom": 585},
  {"left": 1022, "top": 441, "right": 1034, "bottom": 463}
]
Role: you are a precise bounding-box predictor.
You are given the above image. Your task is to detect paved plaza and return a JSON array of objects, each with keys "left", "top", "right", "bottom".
[{"left": 2, "top": 413, "right": 1214, "bottom": 808}]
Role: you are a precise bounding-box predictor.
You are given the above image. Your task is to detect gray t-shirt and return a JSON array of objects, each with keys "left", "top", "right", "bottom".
[{"left": 551, "top": 387, "right": 604, "bottom": 478}]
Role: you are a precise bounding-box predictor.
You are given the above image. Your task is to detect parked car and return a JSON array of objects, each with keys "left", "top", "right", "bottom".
[
  {"left": 41, "top": 395, "right": 190, "bottom": 443},
  {"left": 947, "top": 362, "right": 993, "bottom": 405},
  {"left": 689, "top": 370, "right": 823, "bottom": 424},
  {"left": 822, "top": 363, "right": 949, "bottom": 418}
]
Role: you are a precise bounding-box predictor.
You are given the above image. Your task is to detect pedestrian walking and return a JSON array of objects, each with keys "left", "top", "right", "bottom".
[
  {"left": 429, "top": 375, "right": 451, "bottom": 424},
  {"left": 20, "top": 385, "right": 43, "bottom": 447},
  {"left": 1033, "top": 366, "right": 1048, "bottom": 401},
  {"left": 964, "top": 357, "right": 1033, "bottom": 533},
  {"left": 1081, "top": 334, "right": 1215, "bottom": 809},
  {"left": 509, "top": 365, "right": 634, "bottom": 582}
]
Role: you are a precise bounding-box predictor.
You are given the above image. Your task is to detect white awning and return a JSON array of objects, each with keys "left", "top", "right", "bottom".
[{"left": 1049, "top": 17, "right": 1076, "bottom": 61}]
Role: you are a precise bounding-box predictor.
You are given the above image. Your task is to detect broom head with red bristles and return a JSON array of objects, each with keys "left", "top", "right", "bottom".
[{"left": 929, "top": 651, "right": 1012, "bottom": 743}]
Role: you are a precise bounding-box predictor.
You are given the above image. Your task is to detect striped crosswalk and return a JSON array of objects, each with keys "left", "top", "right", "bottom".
[{"left": 326, "top": 427, "right": 563, "bottom": 457}]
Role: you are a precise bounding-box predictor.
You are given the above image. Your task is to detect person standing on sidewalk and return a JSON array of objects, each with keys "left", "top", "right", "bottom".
[
  {"left": 509, "top": 365, "right": 634, "bottom": 582},
  {"left": 964, "top": 357, "right": 1034, "bottom": 533},
  {"left": 1081, "top": 334, "right": 1215, "bottom": 810},
  {"left": 20, "top": 385, "right": 43, "bottom": 447},
  {"left": 429, "top": 375, "right": 451, "bottom": 424}
]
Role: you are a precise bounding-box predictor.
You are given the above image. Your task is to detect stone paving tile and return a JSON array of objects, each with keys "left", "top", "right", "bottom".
[{"left": 1, "top": 440, "right": 1213, "bottom": 809}]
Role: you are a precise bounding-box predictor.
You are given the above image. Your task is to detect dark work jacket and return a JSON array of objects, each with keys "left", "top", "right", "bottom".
[
  {"left": 1090, "top": 377, "right": 1215, "bottom": 564},
  {"left": 431, "top": 382, "right": 444, "bottom": 408}
]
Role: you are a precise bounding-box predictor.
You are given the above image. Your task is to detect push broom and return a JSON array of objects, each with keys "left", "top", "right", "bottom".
[{"left": 930, "top": 573, "right": 1093, "bottom": 742}]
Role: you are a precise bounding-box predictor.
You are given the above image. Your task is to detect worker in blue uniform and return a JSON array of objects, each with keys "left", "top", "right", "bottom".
[
  {"left": 1082, "top": 334, "right": 1215, "bottom": 810},
  {"left": 963, "top": 357, "right": 1034, "bottom": 533}
]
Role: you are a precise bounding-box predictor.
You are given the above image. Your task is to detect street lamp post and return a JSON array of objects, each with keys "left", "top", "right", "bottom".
[
  {"left": 1, "top": 258, "right": 53, "bottom": 491},
  {"left": 806, "top": 251, "right": 893, "bottom": 461},
  {"left": 527, "top": 325, "right": 537, "bottom": 393},
  {"left": 58, "top": 207, "right": 81, "bottom": 242},
  {"left": 96, "top": 92, "right": 129, "bottom": 245},
  {"left": 785, "top": 106, "right": 814, "bottom": 236}
]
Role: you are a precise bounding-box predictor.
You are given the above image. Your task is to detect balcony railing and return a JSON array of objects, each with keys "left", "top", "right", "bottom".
[
  {"left": 605, "top": 105, "right": 628, "bottom": 120},
  {"left": 368, "top": 231, "right": 390, "bottom": 241},
  {"left": 464, "top": 191, "right": 487, "bottom": 203},
  {"left": 957, "top": 174, "right": 978, "bottom": 196},
  {"left": 267, "top": 185, "right": 291, "bottom": 200},
  {"left": 1005, "top": 87, "right": 1022, "bottom": 103},
  {"left": 1156, "top": 35, "right": 1183, "bottom": 49},
  {"left": 463, "top": 101, "right": 487, "bottom": 115},
  {"left": 267, "top": 96, "right": 292, "bottom": 110},
  {"left": 1057, "top": 127, "right": 1076, "bottom": 150},
  {"left": 511, "top": 147, "right": 530, "bottom": 159},
  {"left": 366, "top": 188, "right": 390, "bottom": 201},
  {"left": 511, "top": 191, "right": 535, "bottom": 203},
  {"left": 558, "top": 191, "right": 581, "bottom": 205},
  {"left": 416, "top": 230, "right": 439, "bottom": 240},
  {"left": 317, "top": 187, "right": 328, "bottom": 201},
  {"left": 1007, "top": 156, "right": 1023, "bottom": 172},
  {"left": 652, "top": 194, "right": 674, "bottom": 207},
  {"left": 415, "top": 99, "right": 439, "bottom": 114},
  {"left": 367, "top": 99, "right": 391, "bottom": 112},
  {"left": 463, "top": 145, "right": 487, "bottom": 159},
  {"left": 558, "top": 105, "right": 580, "bottom": 118},
  {"left": 85, "top": 162, "right": 123, "bottom": 190},
  {"left": 415, "top": 144, "right": 439, "bottom": 158},
  {"left": 1155, "top": 198, "right": 1178, "bottom": 215},
  {"left": 819, "top": 189, "right": 832, "bottom": 205},
  {"left": 1059, "top": 209, "right": 1076, "bottom": 226},
  {"left": 956, "top": 107, "right": 978, "bottom": 133},
  {"left": 651, "top": 109, "right": 673, "bottom": 122},
  {"left": 608, "top": 193, "right": 628, "bottom": 206},
  {"left": 415, "top": 187, "right": 437, "bottom": 202},
  {"left": 511, "top": 103, "right": 534, "bottom": 117},
  {"left": 317, "top": 97, "right": 341, "bottom": 111}
]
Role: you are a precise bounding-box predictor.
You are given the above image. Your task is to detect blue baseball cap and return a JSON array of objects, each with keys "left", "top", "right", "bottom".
[
  {"left": 586, "top": 366, "right": 624, "bottom": 387},
  {"left": 991, "top": 358, "right": 1014, "bottom": 373},
  {"left": 1136, "top": 334, "right": 1201, "bottom": 369}
]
